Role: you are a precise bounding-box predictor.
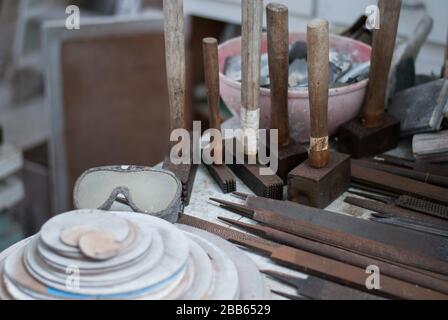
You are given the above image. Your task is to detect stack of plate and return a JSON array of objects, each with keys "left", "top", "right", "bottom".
[{"left": 0, "top": 210, "right": 266, "bottom": 300}]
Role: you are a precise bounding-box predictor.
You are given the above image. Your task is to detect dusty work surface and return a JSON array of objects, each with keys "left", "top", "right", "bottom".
[{"left": 184, "top": 164, "right": 373, "bottom": 300}]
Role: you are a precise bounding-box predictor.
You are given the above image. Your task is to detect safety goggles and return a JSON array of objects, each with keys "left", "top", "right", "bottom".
[{"left": 73, "top": 166, "right": 183, "bottom": 223}]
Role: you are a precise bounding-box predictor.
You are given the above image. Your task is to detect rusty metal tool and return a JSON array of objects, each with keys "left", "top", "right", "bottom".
[
  {"left": 210, "top": 198, "right": 448, "bottom": 276},
  {"left": 228, "top": 0, "right": 284, "bottom": 200},
  {"left": 271, "top": 290, "right": 311, "bottom": 300},
  {"left": 220, "top": 216, "right": 448, "bottom": 295},
  {"left": 338, "top": 0, "right": 402, "bottom": 158},
  {"left": 353, "top": 158, "right": 448, "bottom": 188},
  {"left": 229, "top": 232, "right": 448, "bottom": 300},
  {"left": 370, "top": 213, "right": 448, "bottom": 238},
  {"left": 266, "top": 3, "right": 307, "bottom": 183},
  {"left": 348, "top": 189, "right": 448, "bottom": 223},
  {"left": 287, "top": 19, "right": 350, "bottom": 208},
  {"left": 351, "top": 162, "right": 448, "bottom": 206},
  {"left": 262, "top": 270, "right": 383, "bottom": 300},
  {"left": 374, "top": 155, "right": 448, "bottom": 178},
  {"left": 202, "top": 37, "right": 236, "bottom": 194},
  {"left": 231, "top": 192, "right": 448, "bottom": 259},
  {"left": 162, "top": 0, "right": 197, "bottom": 205}
]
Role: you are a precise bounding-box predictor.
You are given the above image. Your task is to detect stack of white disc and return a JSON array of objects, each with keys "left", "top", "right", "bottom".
[{"left": 0, "top": 210, "right": 266, "bottom": 300}]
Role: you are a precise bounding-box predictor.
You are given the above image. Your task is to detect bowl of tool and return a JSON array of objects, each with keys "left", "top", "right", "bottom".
[{"left": 218, "top": 32, "right": 372, "bottom": 143}]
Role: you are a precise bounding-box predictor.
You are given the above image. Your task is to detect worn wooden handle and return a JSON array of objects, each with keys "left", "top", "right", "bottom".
[
  {"left": 203, "top": 38, "right": 221, "bottom": 130},
  {"left": 163, "top": 0, "right": 186, "bottom": 131},
  {"left": 267, "top": 3, "right": 290, "bottom": 147},
  {"left": 241, "top": 0, "right": 263, "bottom": 156},
  {"left": 404, "top": 14, "right": 433, "bottom": 61},
  {"left": 307, "top": 19, "right": 330, "bottom": 169},
  {"left": 362, "top": 0, "right": 402, "bottom": 128}
]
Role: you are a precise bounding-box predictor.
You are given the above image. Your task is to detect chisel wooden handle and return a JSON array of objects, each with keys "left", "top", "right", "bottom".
[
  {"left": 241, "top": 0, "right": 263, "bottom": 156},
  {"left": 362, "top": 0, "right": 402, "bottom": 128},
  {"left": 163, "top": 0, "right": 185, "bottom": 131},
  {"left": 203, "top": 38, "right": 221, "bottom": 131},
  {"left": 267, "top": 3, "right": 290, "bottom": 147},
  {"left": 307, "top": 19, "right": 330, "bottom": 169},
  {"left": 203, "top": 37, "right": 223, "bottom": 165}
]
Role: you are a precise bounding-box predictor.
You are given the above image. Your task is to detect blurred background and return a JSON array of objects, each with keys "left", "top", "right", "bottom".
[{"left": 0, "top": 0, "right": 446, "bottom": 249}]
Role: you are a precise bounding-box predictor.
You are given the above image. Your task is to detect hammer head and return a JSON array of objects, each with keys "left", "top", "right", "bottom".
[
  {"left": 269, "top": 141, "right": 308, "bottom": 184},
  {"left": 338, "top": 114, "right": 400, "bottom": 159},
  {"left": 287, "top": 152, "right": 351, "bottom": 209}
]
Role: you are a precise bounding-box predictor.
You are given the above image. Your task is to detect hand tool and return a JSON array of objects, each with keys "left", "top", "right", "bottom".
[
  {"left": 353, "top": 158, "right": 448, "bottom": 188},
  {"left": 227, "top": 0, "right": 284, "bottom": 200},
  {"left": 265, "top": 3, "right": 307, "bottom": 183},
  {"left": 387, "top": 14, "right": 433, "bottom": 100},
  {"left": 219, "top": 216, "right": 448, "bottom": 295},
  {"left": 374, "top": 154, "right": 448, "bottom": 178},
  {"left": 347, "top": 190, "right": 448, "bottom": 223},
  {"left": 162, "top": 0, "right": 197, "bottom": 205},
  {"left": 229, "top": 232, "right": 448, "bottom": 300},
  {"left": 340, "top": 15, "right": 372, "bottom": 45},
  {"left": 413, "top": 130, "right": 448, "bottom": 163},
  {"left": 177, "top": 215, "right": 447, "bottom": 299},
  {"left": 388, "top": 79, "right": 447, "bottom": 137},
  {"left": 231, "top": 192, "right": 448, "bottom": 260},
  {"left": 370, "top": 213, "right": 448, "bottom": 238},
  {"left": 262, "top": 270, "right": 383, "bottom": 300},
  {"left": 271, "top": 290, "right": 310, "bottom": 300},
  {"left": 338, "top": 0, "right": 402, "bottom": 158},
  {"left": 202, "top": 38, "right": 236, "bottom": 194},
  {"left": 287, "top": 19, "right": 350, "bottom": 209},
  {"left": 210, "top": 198, "right": 448, "bottom": 276},
  {"left": 351, "top": 162, "right": 448, "bottom": 206}
]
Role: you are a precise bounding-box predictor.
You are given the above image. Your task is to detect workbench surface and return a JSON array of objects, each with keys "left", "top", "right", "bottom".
[{"left": 184, "top": 164, "right": 373, "bottom": 300}]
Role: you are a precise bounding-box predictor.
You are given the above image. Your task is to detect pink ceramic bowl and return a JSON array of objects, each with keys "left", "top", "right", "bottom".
[{"left": 218, "top": 32, "right": 372, "bottom": 143}]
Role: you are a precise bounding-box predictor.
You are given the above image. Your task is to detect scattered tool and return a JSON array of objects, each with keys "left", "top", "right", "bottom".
[
  {"left": 347, "top": 190, "right": 448, "bottom": 223},
  {"left": 388, "top": 79, "right": 447, "bottom": 137},
  {"left": 162, "top": 0, "right": 198, "bottom": 205},
  {"left": 219, "top": 216, "right": 448, "bottom": 294},
  {"left": 262, "top": 270, "right": 383, "bottom": 300},
  {"left": 266, "top": 3, "right": 307, "bottom": 183},
  {"left": 229, "top": 233, "right": 448, "bottom": 300},
  {"left": 340, "top": 15, "right": 372, "bottom": 45},
  {"left": 370, "top": 213, "right": 448, "bottom": 238},
  {"left": 231, "top": 192, "right": 448, "bottom": 259},
  {"left": 287, "top": 19, "right": 350, "bottom": 208},
  {"left": 413, "top": 130, "right": 448, "bottom": 162},
  {"left": 210, "top": 198, "right": 448, "bottom": 276},
  {"left": 202, "top": 37, "right": 236, "bottom": 193},
  {"left": 353, "top": 158, "right": 448, "bottom": 188},
  {"left": 338, "top": 0, "right": 402, "bottom": 158},
  {"left": 271, "top": 290, "right": 310, "bottom": 300},
  {"left": 387, "top": 14, "right": 433, "bottom": 100},
  {"left": 351, "top": 162, "right": 448, "bottom": 206},
  {"left": 228, "top": 0, "right": 283, "bottom": 199},
  {"left": 374, "top": 154, "right": 448, "bottom": 178}
]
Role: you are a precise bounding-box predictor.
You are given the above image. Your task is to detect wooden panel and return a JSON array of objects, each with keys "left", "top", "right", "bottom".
[{"left": 60, "top": 32, "right": 171, "bottom": 202}]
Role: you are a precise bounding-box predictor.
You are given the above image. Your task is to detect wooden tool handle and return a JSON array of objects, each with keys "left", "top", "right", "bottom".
[
  {"left": 404, "top": 14, "right": 433, "bottom": 61},
  {"left": 362, "top": 0, "right": 402, "bottom": 128},
  {"left": 267, "top": 3, "right": 290, "bottom": 147},
  {"left": 241, "top": 0, "right": 263, "bottom": 156},
  {"left": 163, "top": 0, "right": 186, "bottom": 131},
  {"left": 203, "top": 38, "right": 221, "bottom": 130},
  {"left": 307, "top": 19, "right": 330, "bottom": 169}
]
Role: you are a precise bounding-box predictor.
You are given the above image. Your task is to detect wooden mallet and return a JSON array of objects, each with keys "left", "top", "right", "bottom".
[
  {"left": 288, "top": 19, "right": 351, "bottom": 209},
  {"left": 338, "top": 0, "right": 402, "bottom": 158},
  {"left": 266, "top": 3, "right": 307, "bottom": 183}
]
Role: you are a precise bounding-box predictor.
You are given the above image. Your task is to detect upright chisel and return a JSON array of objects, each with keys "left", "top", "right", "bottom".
[
  {"left": 339, "top": 0, "right": 402, "bottom": 158},
  {"left": 287, "top": 19, "right": 350, "bottom": 208},
  {"left": 162, "top": 0, "right": 197, "bottom": 206},
  {"left": 202, "top": 38, "right": 236, "bottom": 193},
  {"left": 266, "top": 3, "right": 307, "bottom": 183}
]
